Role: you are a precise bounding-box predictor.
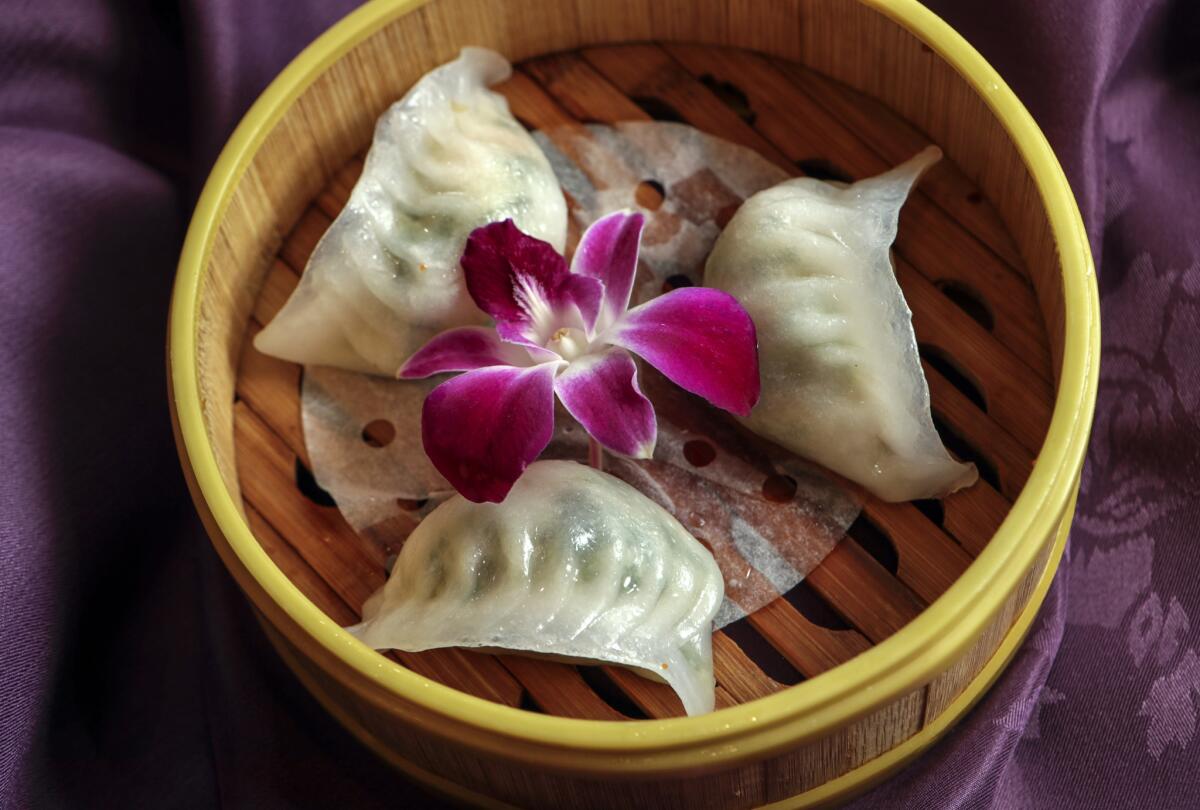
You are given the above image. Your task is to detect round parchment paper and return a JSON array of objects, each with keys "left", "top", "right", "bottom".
[{"left": 300, "top": 121, "right": 860, "bottom": 628}]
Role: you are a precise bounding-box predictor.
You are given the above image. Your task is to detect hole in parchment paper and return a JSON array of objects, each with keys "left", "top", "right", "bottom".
[
  {"left": 631, "top": 96, "right": 686, "bottom": 123},
  {"left": 919, "top": 344, "right": 988, "bottom": 413},
  {"left": 795, "top": 158, "right": 854, "bottom": 184},
  {"left": 784, "top": 580, "right": 852, "bottom": 630},
  {"left": 361, "top": 419, "right": 396, "bottom": 448},
  {"left": 848, "top": 514, "right": 899, "bottom": 575},
  {"left": 396, "top": 497, "right": 429, "bottom": 511},
  {"left": 683, "top": 439, "right": 716, "bottom": 467},
  {"left": 294, "top": 458, "right": 336, "bottom": 507},
  {"left": 934, "top": 279, "right": 994, "bottom": 331},
  {"left": 722, "top": 619, "right": 803, "bottom": 685},
  {"left": 932, "top": 415, "right": 1001, "bottom": 490},
  {"left": 662, "top": 274, "right": 694, "bottom": 293},
  {"left": 761, "top": 474, "right": 798, "bottom": 503},
  {"left": 577, "top": 666, "right": 649, "bottom": 719},
  {"left": 913, "top": 499, "right": 946, "bottom": 527},
  {"left": 698, "top": 74, "right": 757, "bottom": 126},
  {"left": 635, "top": 179, "right": 665, "bottom": 211}
]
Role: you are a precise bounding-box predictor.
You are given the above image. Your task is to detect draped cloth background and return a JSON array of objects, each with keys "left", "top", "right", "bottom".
[{"left": 1, "top": 1, "right": 1197, "bottom": 806}]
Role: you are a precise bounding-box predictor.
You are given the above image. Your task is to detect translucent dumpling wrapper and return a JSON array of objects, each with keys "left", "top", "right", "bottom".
[
  {"left": 705, "top": 147, "right": 978, "bottom": 502},
  {"left": 255, "top": 47, "right": 568, "bottom": 376},
  {"left": 349, "top": 460, "right": 725, "bottom": 716}
]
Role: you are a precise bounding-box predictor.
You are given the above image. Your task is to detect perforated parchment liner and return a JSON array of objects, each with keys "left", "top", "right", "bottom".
[{"left": 301, "top": 122, "right": 861, "bottom": 628}]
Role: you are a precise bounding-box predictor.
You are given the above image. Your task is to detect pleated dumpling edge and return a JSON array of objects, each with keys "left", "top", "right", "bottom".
[
  {"left": 254, "top": 47, "right": 568, "bottom": 377},
  {"left": 705, "top": 147, "right": 978, "bottom": 502},
  {"left": 349, "top": 460, "right": 725, "bottom": 716}
]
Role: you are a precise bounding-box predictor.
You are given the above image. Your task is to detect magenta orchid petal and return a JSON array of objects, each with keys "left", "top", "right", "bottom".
[
  {"left": 554, "top": 348, "right": 657, "bottom": 459},
  {"left": 461, "top": 219, "right": 602, "bottom": 340},
  {"left": 570, "top": 210, "right": 645, "bottom": 331},
  {"left": 493, "top": 321, "right": 563, "bottom": 363},
  {"left": 421, "top": 362, "right": 561, "bottom": 503},
  {"left": 398, "top": 327, "right": 529, "bottom": 378},
  {"left": 605, "top": 287, "right": 761, "bottom": 416},
  {"left": 461, "top": 219, "right": 567, "bottom": 323},
  {"left": 554, "top": 272, "right": 605, "bottom": 334}
]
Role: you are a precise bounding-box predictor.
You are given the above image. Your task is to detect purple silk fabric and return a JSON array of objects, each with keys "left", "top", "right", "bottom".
[{"left": 0, "top": 1, "right": 1196, "bottom": 807}]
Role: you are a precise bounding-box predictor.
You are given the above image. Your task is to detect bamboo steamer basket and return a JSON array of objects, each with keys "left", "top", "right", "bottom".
[{"left": 167, "top": 0, "right": 1100, "bottom": 806}]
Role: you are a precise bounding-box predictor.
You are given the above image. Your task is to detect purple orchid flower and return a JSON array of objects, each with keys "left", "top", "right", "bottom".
[{"left": 399, "top": 211, "right": 760, "bottom": 503}]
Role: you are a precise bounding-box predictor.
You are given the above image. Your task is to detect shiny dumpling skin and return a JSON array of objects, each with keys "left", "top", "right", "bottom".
[
  {"left": 349, "top": 460, "right": 724, "bottom": 716},
  {"left": 254, "top": 48, "right": 568, "bottom": 376},
  {"left": 704, "top": 147, "right": 977, "bottom": 502}
]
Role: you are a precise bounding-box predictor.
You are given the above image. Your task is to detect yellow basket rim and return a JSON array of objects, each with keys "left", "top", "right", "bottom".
[{"left": 168, "top": 0, "right": 1099, "bottom": 769}]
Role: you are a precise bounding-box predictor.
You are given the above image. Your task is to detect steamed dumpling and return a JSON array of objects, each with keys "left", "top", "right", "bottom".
[
  {"left": 255, "top": 48, "right": 568, "bottom": 376},
  {"left": 704, "top": 147, "right": 977, "bottom": 502},
  {"left": 350, "top": 460, "right": 724, "bottom": 716}
]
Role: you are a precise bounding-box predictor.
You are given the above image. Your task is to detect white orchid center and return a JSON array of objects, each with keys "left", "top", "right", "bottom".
[{"left": 546, "top": 326, "right": 590, "bottom": 361}]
